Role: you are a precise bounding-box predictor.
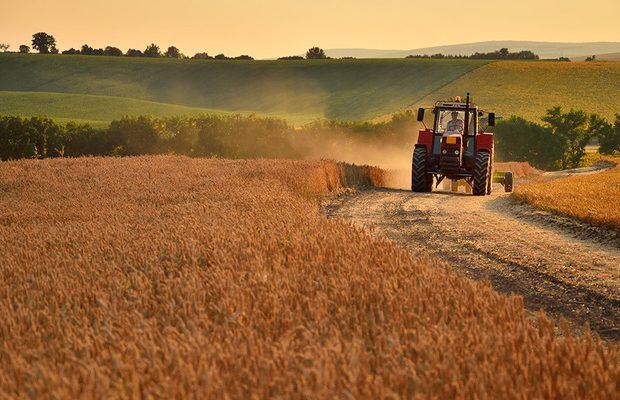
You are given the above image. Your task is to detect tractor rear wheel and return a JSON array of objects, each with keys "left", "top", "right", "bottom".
[
  {"left": 473, "top": 151, "right": 490, "bottom": 196},
  {"left": 412, "top": 147, "right": 431, "bottom": 192}
]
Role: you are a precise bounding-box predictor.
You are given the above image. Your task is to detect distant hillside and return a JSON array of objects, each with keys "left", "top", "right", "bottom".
[
  {"left": 326, "top": 41, "right": 620, "bottom": 59},
  {"left": 572, "top": 52, "right": 620, "bottom": 61},
  {"left": 0, "top": 54, "right": 485, "bottom": 122},
  {"left": 412, "top": 61, "right": 620, "bottom": 122}
]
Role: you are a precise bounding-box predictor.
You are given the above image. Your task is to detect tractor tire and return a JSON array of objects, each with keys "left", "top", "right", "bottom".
[
  {"left": 504, "top": 171, "right": 514, "bottom": 192},
  {"left": 473, "top": 151, "right": 490, "bottom": 196},
  {"left": 487, "top": 163, "right": 493, "bottom": 195},
  {"left": 411, "top": 147, "right": 431, "bottom": 192}
]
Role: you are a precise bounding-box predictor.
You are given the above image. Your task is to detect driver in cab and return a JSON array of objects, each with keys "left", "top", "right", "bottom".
[{"left": 446, "top": 111, "right": 464, "bottom": 133}]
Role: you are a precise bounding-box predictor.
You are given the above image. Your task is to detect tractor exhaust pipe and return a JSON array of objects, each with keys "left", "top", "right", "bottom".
[{"left": 464, "top": 92, "right": 470, "bottom": 137}]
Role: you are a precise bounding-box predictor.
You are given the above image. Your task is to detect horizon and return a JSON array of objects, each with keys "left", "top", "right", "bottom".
[{"left": 2, "top": 1, "right": 619, "bottom": 58}]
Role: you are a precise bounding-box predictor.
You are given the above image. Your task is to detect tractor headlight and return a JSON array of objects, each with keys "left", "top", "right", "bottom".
[
  {"left": 454, "top": 150, "right": 460, "bottom": 155},
  {"left": 442, "top": 149, "right": 447, "bottom": 154}
]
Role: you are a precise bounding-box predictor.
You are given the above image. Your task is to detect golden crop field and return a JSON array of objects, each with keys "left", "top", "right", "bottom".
[
  {"left": 495, "top": 161, "right": 541, "bottom": 177},
  {"left": 514, "top": 161, "right": 620, "bottom": 229},
  {"left": 0, "top": 156, "right": 617, "bottom": 399}
]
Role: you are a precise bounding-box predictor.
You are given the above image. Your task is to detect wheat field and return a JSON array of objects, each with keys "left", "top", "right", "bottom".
[
  {"left": 0, "top": 156, "right": 617, "bottom": 399},
  {"left": 514, "top": 160, "right": 620, "bottom": 229}
]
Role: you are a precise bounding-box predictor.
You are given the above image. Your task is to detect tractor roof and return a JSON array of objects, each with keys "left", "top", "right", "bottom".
[{"left": 434, "top": 101, "right": 478, "bottom": 109}]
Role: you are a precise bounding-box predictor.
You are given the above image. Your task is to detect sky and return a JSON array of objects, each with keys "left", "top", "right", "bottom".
[{"left": 2, "top": 0, "right": 619, "bottom": 58}]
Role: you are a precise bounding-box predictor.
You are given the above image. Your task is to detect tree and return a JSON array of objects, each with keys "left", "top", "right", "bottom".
[
  {"left": 0, "top": 43, "right": 9, "bottom": 52},
  {"left": 495, "top": 116, "right": 564, "bottom": 170},
  {"left": 61, "top": 48, "right": 80, "bottom": 55},
  {"left": 542, "top": 107, "right": 593, "bottom": 169},
  {"left": 143, "top": 43, "right": 161, "bottom": 57},
  {"left": 234, "top": 55, "right": 253, "bottom": 60},
  {"left": 81, "top": 44, "right": 94, "bottom": 55},
  {"left": 164, "top": 46, "right": 182, "bottom": 58},
  {"left": 192, "top": 52, "right": 212, "bottom": 59},
  {"left": 595, "top": 114, "right": 620, "bottom": 155},
  {"left": 107, "top": 116, "right": 160, "bottom": 155},
  {"left": 214, "top": 53, "right": 229, "bottom": 60},
  {"left": 306, "top": 47, "right": 327, "bottom": 59},
  {"left": 278, "top": 55, "right": 304, "bottom": 60},
  {"left": 19, "top": 45, "right": 30, "bottom": 53},
  {"left": 31, "top": 32, "right": 57, "bottom": 54},
  {"left": 126, "top": 48, "right": 143, "bottom": 57},
  {"left": 104, "top": 46, "right": 123, "bottom": 56}
]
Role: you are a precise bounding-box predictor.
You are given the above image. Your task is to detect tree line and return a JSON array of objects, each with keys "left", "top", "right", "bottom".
[
  {"left": 406, "top": 48, "right": 540, "bottom": 60},
  {"left": 1, "top": 108, "right": 618, "bottom": 168},
  {"left": 4, "top": 32, "right": 254, "bottom": 60},
  {"left": 2, "top": 33, "right": 339, "bottom": 61},
  {"left": 0, "top": 112, "right": 420, "bottom": 161},
  {"left": 2, "top": 33, "right": 338, "bottom": 61}
]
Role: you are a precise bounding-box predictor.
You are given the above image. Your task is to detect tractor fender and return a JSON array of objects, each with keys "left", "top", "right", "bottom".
[
  {"left": 476, "top": 133, "right": 494, "bottom": 153},
  {"left": 417, "top": 129, "right": 434, "bottom": 151}
]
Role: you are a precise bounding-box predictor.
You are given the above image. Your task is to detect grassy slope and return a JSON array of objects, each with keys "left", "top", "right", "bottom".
[
  {"left": 417, "top": 61, "right": 620, "bottom": 121},
  {"left": 0, "top": 91, "right": 315, "bottom": 127},
  {"left": 0, "top": 54, "right": 485, "bottom": 122},
  {"left": 0, "top": 91, "right": 236, "bottom": 127}
]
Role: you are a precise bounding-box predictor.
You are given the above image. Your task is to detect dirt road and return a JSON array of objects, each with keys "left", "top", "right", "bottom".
[{"left": 325, "top": 185, "right": 620, "bottom": 341}]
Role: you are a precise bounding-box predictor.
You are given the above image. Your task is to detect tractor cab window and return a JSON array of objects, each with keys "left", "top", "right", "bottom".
[
  {"left": 437, "top": 110, "right": 464, "bottom": 135},
  {"left": 436, "top": 109, "right": 476, "bottom": 135}
]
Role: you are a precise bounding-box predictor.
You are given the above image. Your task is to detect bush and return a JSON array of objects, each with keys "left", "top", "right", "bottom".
[
  {"left": 143, "top": 43, "right": 161, "bottom": 58},
  {"left": 597, "top": 114, "right": 620, "bottom": 155},
  {"left": 107, "top": 116, "right": 160, "bottom": 155},
  {"left": 0, "top": 116, "right": 65, "bottom": 160},
  {"left": 61, "top": 48, "right": 80, "bottom": 55},
  {"left": 125, "top": 48, "right": 143, "bottom": 57},
  {"left": 104, "top": 46, "right": 123, "bottom": 57},
  {"left": 306, "top": 47, "right": 327, "bottom": 59},
  {"left": 164, "top": 46, "right": 182, "bottom": 58},
  {"left": 192, "top": 52, "right": 213, "bottom": 59},
  {"left": 63, "top": 123, "right": 114, "bottom": 156},
  {"left": 495, "top": 116, "right": 564, "bottom": 170}
]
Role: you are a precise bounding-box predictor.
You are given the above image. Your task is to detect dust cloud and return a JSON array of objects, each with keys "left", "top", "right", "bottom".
[{"left": 299, "top": 128, "right": 419, "bottom": 190}]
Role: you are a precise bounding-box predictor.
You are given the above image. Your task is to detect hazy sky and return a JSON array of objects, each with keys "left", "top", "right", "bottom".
[{"left": 2, "top": 0, "right": 619, "bottom": 58}]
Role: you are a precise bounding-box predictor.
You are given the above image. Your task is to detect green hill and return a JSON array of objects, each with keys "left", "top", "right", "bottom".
[
  {"left": 415, "top": 61, "right": 620, "bottom": 121},
  {"left": 0, "top": 91, "right": 318, "bottom": 127},
  {"left": 0, "top": 91, "right": 240, "bottom": 127},
  {"left": 0, "top": 54, "right": 486, "bottom": 123}
]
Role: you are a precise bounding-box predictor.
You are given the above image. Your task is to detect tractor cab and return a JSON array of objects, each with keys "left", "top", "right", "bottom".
[
  {"left": 412, "top": 93, "right": 511, "bottom": 196},
  {"left": 432, "top": 103, "right": 479, "bottom": 172}
]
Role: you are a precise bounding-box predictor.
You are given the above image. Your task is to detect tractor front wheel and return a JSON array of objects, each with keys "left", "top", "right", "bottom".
[
  {"left": 473, "top": 151, "right": 490, "bottom": 196},
  {"left": 412, "top": 147, "right": 432, "bottom": 192}
]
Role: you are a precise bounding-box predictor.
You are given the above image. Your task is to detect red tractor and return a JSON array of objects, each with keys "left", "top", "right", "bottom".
[{"left": 411, "top": 93, "right": 512, "bottom": 195}]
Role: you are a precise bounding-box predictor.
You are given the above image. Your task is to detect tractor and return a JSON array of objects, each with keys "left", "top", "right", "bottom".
[{"left": 411, "top": 93, "right": 512, "bottom": 195}]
